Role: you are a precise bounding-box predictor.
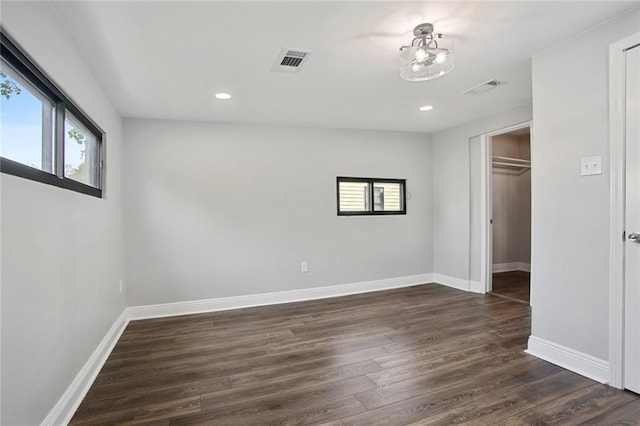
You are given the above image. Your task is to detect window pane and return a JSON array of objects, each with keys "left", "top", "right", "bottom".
[
  {"left": 339, "top": 181, "right": 370, "bottom": 212},
  {"left": 0, "top": 58, "right": 55, "bottom": 172},
  {"left": 373, "top": 182, "right": 402, "bottom": 211},
  {"left": 64, "top": 112, "right": 100, "bottom": 188}
]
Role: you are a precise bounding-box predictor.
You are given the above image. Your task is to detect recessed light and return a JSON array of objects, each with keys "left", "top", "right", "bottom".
[
  {"left": 214, "top": 93, "right": 232, "bottom": 100},
  {"left": 419, "top": 105, "right": 433, "bottom": 111}
]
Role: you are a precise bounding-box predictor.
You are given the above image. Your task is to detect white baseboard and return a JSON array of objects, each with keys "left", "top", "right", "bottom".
[
  {"left": 431, "top": 273, "right": 469, "bottom": 292},
  {"left": 42, "top": 309, "right": 130, "bottom": 425},
  {"left": 493, "top": 262, "right": 531, "bottom": 273},
  {"left": 526, "top": 335, "right": 609, "bottom": 383},
  {"left": 128, "top": 273, "right": 435, "bottom": 320},
  {"left": 469, "top": 280, "right": 484, "bottom": 294},
  {"left": 431, "top": 274, "right": 484, "bottom": 294}
]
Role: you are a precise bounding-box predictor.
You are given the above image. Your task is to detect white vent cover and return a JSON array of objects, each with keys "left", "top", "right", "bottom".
[
  {"left": 462, "top": 79, "right": 503, "bottom": 95},
  {"left": 272, "top": 48, "right": 311, "bottom": 73}
]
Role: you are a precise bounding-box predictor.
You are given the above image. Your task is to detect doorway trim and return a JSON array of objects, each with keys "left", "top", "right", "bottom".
[
  {"left": 609, "top": 31, "right": 640, "bottom": 389},
  {"left": 479, "top": 120, "right": 532, "bottom": 294}
]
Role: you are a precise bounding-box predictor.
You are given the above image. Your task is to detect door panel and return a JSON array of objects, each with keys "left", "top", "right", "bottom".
[{"left": 624, "top": 44, "right": 640, "bottom": 394}]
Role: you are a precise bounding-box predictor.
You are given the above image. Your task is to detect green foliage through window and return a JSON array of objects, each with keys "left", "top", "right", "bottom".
[{"left": 0, "top": 71, "right": 21, "bottom": 99}]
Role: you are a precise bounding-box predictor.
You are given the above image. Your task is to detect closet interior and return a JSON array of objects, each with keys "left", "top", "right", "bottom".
[{"left": 490, "top": 128, "right": 531, "bottom": 303}]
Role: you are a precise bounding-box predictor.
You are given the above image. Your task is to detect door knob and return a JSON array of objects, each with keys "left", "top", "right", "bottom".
[{"left": 629, "top": 232, "right": 640, "bottom": 243}]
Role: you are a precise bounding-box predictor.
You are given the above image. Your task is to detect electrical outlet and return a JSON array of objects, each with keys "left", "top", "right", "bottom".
[
  {"left": 119, "top": 279, "right": 124, "bottom": 293},
  {"left": 301, "top": 261, "right": 309, "bottom": 273}
]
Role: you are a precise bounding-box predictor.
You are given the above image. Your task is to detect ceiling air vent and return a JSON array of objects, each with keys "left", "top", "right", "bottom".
[
  {"left": 462, "top": 79, "right": 503, "bottom": 95},
  {"left": 272, "top": 48, "right": 311, "bottom": 73}
]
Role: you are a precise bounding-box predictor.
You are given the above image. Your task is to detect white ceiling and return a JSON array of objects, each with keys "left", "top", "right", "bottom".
[{"left": 49, "top": 1, "right": 639, "bottom": 133}]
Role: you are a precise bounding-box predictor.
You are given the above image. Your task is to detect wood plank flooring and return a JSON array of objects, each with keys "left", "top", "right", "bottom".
[
  {"left": 491, "top": 271, "right": 530, "bottom": 304},
  {"left": 71, "top": 283, "right": 639, "bottom": 425}
]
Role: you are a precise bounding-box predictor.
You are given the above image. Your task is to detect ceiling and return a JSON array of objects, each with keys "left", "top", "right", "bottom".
[{"left": 49, "top": 1, "right": 639, "bottom": 133}]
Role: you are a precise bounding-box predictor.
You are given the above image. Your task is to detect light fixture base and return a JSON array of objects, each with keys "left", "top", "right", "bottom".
[{"left": 413, "top": 23, "right": 434, "bottom": 37}]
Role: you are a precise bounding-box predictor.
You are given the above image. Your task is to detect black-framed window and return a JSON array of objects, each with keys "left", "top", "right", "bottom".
[
  {"left": 337, "top": 177, "right": 406, "bottom": 216},
  {"left": 0, "top": 30, "right": 104, "bottom": 198}
]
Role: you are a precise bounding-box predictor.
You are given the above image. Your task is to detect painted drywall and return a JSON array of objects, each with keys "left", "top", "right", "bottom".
[
  {"left": 531, "top": 7, "right": 640, "bottom": 361},
  {"left": 433, "top": 104, "right": 533, "bottom": 284},
  {"left": 0, "top": 2, "right": 126, "bottom": 424},
  {"left": 469, "top": 136, "right": 482, "bottom": 284},
  {"left": 517, "top": 135, "right": 532, "bottom": 264},
  {"left": 492, "top": 134, "right": 531, "bottom": 266},
  {"left": 124, "top": 119, "right": 433, "bottom": 306}
]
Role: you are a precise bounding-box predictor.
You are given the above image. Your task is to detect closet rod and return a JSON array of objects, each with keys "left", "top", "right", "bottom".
[
  {"left": 492, "top": 161, "right": 531, "bottom": 168},
  {"left": 492, "top": 155, "right": 530, "bottom": 164}
]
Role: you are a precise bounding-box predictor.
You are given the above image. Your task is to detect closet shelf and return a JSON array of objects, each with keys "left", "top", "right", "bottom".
[{"left": 492, "top": 155, "right": 531, "bottom": 170}]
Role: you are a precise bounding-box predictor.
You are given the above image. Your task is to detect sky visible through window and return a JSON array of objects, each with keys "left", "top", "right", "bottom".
[
  {"left": 0, "top": 78, "right": 45, "bottom": 169},
  {"left": 1, "top": 68, "right": 85, "bottom": 172}
]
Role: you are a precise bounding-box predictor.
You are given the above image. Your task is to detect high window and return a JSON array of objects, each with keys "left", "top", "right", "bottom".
[
  {"left": 1, "top": 31, "right": 104, "bottom": 197},
  {"left": 337, "top": 177, "right": 406, "bottom": 216}
]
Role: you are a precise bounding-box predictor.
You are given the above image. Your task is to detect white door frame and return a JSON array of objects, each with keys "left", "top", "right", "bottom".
[
  {"left": 479, "top": 120, "right": 532, "bottom": 294},
  {"left": 609, "top": 32, "right": 640, "bottom": 390}
]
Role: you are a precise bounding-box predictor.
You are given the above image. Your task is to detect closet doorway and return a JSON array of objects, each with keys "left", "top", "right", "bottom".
[{"left": 480, "top": 122, "right": 532, "bottom": 304}]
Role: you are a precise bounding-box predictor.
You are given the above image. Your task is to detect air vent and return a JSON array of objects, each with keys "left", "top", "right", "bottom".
[
  {"left": 462, "top": 79, "right": 503, "bottom": 95},
  {"left": 272, "top": 48, "right": 312, "bottom": 73}
]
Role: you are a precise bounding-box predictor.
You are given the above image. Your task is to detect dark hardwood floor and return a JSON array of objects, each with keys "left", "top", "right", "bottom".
[
  {"left": 491, "top": 271, "right": 531, "bottom": 304},
  {"left": 71, "top": 283, "right": 639, "bottom": 425}
]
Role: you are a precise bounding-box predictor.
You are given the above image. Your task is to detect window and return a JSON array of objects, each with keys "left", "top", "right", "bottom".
[
  {"left": 1, "top": 31, "right": 104, "bottom": 197},
  {"left": 337, "top": 177, "right": 406, "bottom": 216}
]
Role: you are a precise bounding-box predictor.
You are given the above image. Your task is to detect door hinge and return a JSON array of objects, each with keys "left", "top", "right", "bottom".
[{"left": 623, "top": 231, "right": 626, "bottom": 241}]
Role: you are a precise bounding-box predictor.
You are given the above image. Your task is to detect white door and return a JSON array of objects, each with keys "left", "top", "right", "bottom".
[{"left": 624, "top": 44, "right": 640, "bottom": 394}]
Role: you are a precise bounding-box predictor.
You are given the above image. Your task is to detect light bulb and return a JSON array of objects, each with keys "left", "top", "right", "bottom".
[
  {"left": 415, "top": 47, "right": 427, "bottom": 62},
  {"left": 214, "top": 93, "right": 232, "bottom": 100},
  {"left": 435, "top": 52, "right": 447, "bottom": 64},
  {"left": 411, "top": 62, "right": 422, "bottom": 73}
]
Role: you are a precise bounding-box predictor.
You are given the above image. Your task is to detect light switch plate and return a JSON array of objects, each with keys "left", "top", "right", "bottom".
[{"left": 581, "top": 156, "right": 602, "bottom": 176}]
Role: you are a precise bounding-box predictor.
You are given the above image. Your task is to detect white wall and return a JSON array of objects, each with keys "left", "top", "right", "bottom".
[
  {"left": 530, "top": 8, "right": 640, "bottom": 361},
  {"left": 433, "top": 104, "right": 533, "bottom": 284},
  {"left": 124, "top": 119, "right": 433, "bottom": 306},
  {"left": 517, "top": 135, "right": 532, "bottom": 264},
  {"left": 0, "top": 2, "right": 126, "bottom": 424}
]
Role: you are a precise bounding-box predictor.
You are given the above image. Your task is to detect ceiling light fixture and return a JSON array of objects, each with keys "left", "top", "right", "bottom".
[
  {"left": 419, "top": 105, "right": 434, "bottom": 111},
  {"left": 399, "top": 23, "right": 455, "bottom": 82},
  {"left": 214, "top": 92, "right": 232, "bottom": 100}
]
